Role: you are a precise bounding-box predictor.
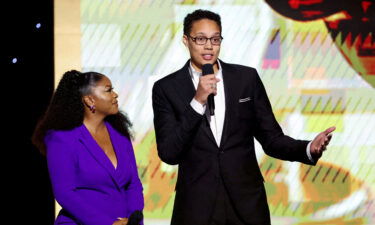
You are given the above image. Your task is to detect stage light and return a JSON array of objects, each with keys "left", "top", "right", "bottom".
[
  {"left": 36, "top": 23, "right": 41, "bottom": 29},
  {"left": 12, "top": 58, "right": 17, "bottom": 64}
]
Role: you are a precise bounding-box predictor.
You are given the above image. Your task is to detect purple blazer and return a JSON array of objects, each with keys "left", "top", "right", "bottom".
[{"left": 45, "top": 122, "right": 144, "bottom": 225}]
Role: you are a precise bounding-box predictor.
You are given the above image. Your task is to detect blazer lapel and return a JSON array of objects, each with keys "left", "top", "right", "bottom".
[
  {"left": 173, "top": 60, "right": 196, "bottom": 105},
  {"left": 219, "top": 60, "right": 243, "bottom": 148},
  {"left": 174, "top": 60, "right": 217, "bottom": 146},
  {"left": 78, "top": 124, "right": 121, "bottom": 189},
  {"left": 105, "top": 122, "right": 129, "bottom": 186}
]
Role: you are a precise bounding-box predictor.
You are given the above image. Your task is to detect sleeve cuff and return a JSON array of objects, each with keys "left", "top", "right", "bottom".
[
  {"left": 306, "top": 141, "right": 314, "bottom": 163},
  {"left": 190, "top": 98, "right": 206, "bottom": 115}
]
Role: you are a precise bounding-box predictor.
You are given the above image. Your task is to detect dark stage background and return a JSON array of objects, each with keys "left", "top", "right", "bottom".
[{"left": 5, "top": 1, "right": 55, "bottom": 224}]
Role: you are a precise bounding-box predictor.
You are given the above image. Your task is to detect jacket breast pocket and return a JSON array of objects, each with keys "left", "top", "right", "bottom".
[{"left": 237, "top": 100, "right": 254, "bottom": 120}]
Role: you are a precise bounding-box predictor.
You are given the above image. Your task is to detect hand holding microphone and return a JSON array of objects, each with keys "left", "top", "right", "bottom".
[
  {"left": 194, "top": 64, "right": 220, "bottom": 115},
  {"left": 114, "top": 210, "right": 143, "bottom": 225}
]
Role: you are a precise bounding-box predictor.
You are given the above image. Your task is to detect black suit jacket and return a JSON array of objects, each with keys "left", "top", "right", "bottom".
[{"left": 152, "top": 60, "right": 315, "bottom": 225}]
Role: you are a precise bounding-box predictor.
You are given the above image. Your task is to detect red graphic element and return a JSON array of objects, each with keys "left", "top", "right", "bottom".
[
  {"left": 301, "top": 10, "right": 324, "bottom": 18},
  {"left": 362, "top": 1, "right": 372, "bottom": 13},
  {"left": 288, "top": 0, "right": 323, "bottom": 9},
  {"left": 265, "top": 0, "right": 375, "bottom": 87},
  {"left": 326, "top": 11, "right": 352, "bottom": 29},
  {"left": 266, "top": 0, "right": 341, "bottom": 21}
]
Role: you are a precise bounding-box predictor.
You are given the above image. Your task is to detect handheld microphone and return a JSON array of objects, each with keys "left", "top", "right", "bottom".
[
  {"left": 202, "top": 64, "right": 215, "bottom": 116},
  {"left": 127, "top": 210, "right": 143, "bottom": 225}
]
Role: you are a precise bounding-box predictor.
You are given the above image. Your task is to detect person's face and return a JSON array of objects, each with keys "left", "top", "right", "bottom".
[
  {"left": 86, "top": 76, "right": 119, "bottom": 116},
  {"left": 183, "top": 19, "right": 221, "bottom": 72}
]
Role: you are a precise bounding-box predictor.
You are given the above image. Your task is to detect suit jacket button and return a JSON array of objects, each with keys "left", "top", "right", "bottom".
[{"left": 220, "top": 150, "right": 224, "bottom": 154}]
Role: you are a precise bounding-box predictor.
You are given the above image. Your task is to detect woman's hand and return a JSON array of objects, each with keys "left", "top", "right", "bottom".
[{"left": 112, "top": 217, "right": 128, "bottom": 225}]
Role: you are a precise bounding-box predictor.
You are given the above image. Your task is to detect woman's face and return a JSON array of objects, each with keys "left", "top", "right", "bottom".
[{"left": 89, "top": 76, "right": 119, "bottom": 116}]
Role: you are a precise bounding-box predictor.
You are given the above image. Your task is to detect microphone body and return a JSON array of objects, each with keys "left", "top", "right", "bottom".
[
  {"left": 127, "top": 210, "right": 143, "bottom": 225},
  {"left": 202, "top": 64, "right": 215, "bottom": 116}
]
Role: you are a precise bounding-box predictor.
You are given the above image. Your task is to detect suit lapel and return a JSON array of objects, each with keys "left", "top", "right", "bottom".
[
  {"left": 106, "top": 122, "right": 129, "bottom": 186},
  {"left": 219, "top": 60, "right": 242, "bottom": 148},
  {"left": 78, "top": 123, "right": 121, "bottom": 189},
  {"left": 174, "top": 60, "right": 217, "bottom": 146},
  {"left": 105, "top": 122, "right": 123, "bottom": 169},
  {"left": 174, "top": 61, "right": 196, "bottom": 106}
]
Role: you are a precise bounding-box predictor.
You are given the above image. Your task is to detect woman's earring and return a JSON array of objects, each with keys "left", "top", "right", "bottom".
[{"left": 89, "top": 105, "right": 96, "bottom": 113}]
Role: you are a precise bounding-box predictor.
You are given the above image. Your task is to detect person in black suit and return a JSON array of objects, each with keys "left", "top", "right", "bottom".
[{"left": 152, "top": 9, "right": 335, "bottom": 225}]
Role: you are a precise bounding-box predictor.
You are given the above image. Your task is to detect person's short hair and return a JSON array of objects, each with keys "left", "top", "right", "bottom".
[{"left": 183, "top": 9, "right": 222, "bottom": 36}]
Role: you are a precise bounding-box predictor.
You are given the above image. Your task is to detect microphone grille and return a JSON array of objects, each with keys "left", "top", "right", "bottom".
[{"left": 202, "top": 64, "right": 214, "bottom": 75}]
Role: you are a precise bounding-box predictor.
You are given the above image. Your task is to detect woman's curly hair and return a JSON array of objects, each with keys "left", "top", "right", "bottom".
[{"left": 32, "top": 70, "right": 133, "bottom": 155}]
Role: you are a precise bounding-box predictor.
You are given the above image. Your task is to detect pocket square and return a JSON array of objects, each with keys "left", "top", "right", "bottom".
[{"left": 239, "top": 97, "right": 251, "bottom": 103}]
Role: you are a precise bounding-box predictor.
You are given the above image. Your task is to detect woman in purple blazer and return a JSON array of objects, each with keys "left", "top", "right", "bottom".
[{"left": 32, "top": 70, "right": 144, "bottom": 225}]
